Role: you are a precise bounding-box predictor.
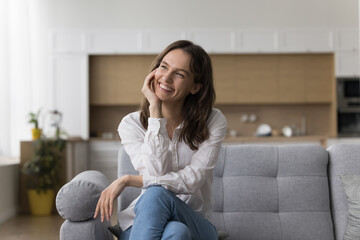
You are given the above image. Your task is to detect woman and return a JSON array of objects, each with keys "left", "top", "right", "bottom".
[{"left": 94, "top": 40, "right": 227, "bottom": 240}]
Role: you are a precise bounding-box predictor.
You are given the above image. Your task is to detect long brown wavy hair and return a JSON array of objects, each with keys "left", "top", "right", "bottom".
[{"left": 139, "top": 40, "right": 215, "bottom": 150}]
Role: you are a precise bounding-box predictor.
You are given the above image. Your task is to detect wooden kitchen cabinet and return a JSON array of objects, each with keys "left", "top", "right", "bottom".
[
  {"left": 90, "top": 55, "right": 154, "bottom": 105},
  {"left": 90, "top": 54, "right": 335, "bottom": 105},
  {"left": 212, "top": 55, "right": 236, "bottom": 103},
  {"left": 278, "top": 55, "right": 306, "bottom": 103},
  {"left": 234, "top": 55, "right": 279, "bottom": 103},
  {"left": 212, "top": 53, "right": 335, "bottom": 104},
  {"left": 304, "top": 54, "right": 334, "bottom": 103}
]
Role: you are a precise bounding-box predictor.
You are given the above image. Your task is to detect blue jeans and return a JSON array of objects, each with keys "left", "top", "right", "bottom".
[{"left": 119, "top": 186, "right": 218, "bottom": 240}]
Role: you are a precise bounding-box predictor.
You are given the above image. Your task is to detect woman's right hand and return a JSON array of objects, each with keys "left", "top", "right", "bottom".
[
  {"left": 94, "top": 176, "right": 127, "bottom": 222},
  {"left": 142, "top": 69, "right": 162, "bottom": 118}
]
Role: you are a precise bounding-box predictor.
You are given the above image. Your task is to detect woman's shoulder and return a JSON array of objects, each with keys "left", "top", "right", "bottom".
[
  {"left": 122, "top": 111, "right": 141, "bottom": 122},
  {"left": 118, "top": 111, "right": 143, "bottom": 130},
  {"left": 208, "top": 108, "right": 226, "bottom": 124},
  {"left": 207, "top": 108, "right": 227, "bottom": 130}
]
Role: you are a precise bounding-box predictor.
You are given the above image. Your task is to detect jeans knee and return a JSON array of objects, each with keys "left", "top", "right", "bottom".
[
  {"left": 162, "top": 221, "right": 191, "bottom": 240},
  {"left": 145, "top": 185, "right": 169, "bottom": 196},
  {"left": 135, "top": 186, "right": 173, "bottom": 214},
  {"left": 141, "top": 186, "right": 172, "bottom": 203}
]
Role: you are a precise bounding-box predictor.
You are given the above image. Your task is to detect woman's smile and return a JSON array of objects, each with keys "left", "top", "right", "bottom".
[{"left": 159, "top": 83, "right": 174, "bottom": 93}]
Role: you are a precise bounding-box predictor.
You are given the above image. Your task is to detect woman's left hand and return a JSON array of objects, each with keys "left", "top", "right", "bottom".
[{"left": 94, "top": 176, "right": 127, "bottom": 222}]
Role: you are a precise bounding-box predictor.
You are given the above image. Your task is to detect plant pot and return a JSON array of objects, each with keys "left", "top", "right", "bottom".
[
  {"left": 27, "top": 189, "right": 54, "bottom": 216},
  {"left": 31, "top": 128, "right": 42, "bottom": 140}
]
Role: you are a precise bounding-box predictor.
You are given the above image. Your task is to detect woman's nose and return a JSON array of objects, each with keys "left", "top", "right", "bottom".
[{"left": 163, "top": 72, "right": 173, "bottom": 83}]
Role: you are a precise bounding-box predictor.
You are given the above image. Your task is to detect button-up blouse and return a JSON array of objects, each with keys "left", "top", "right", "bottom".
[{"left": 117, "top": 108, "right": 227, "bottom": 231}]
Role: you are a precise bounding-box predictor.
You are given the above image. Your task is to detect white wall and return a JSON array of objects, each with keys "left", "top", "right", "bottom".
[{"left": 35, "top": 0, "right": 358, "bottom": 29}]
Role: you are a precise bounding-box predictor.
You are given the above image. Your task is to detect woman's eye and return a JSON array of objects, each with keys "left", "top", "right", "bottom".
[
  {"left": 176, "top": 73, "right": 184, "bottom": 78},
  {"left": 160, "top": 65, "right": 167, "bottom": 69}
]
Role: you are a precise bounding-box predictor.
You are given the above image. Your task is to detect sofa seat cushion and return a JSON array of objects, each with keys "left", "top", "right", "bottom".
[
  {"left": 56, "top": 170, "right": 109, "bottom": 222},
  {"left": 208, "top": 144, "right": 334, "bottom": 240}
]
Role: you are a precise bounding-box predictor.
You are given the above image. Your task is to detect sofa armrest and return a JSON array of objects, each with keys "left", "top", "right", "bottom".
[{"left": 56, "top": 170, "right": 109, "bottom": 222}]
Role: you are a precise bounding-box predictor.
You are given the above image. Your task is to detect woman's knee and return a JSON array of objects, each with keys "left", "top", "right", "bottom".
[
  {"left": 135, "top": 186, "right": 174, "bottom": 213},
  {"left": 140, "top": 186, "right": 173, "bottom": 202},
  {"left": 162, "top": 221, "right": 191, "bottom": 240}
]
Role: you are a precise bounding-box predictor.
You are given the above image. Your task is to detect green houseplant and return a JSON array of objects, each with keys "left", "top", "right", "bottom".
[
  {"left": 22, "top": 136, "right": 65, "bottom": 215},
  {"left": 28, "top": 109, "right": 42, "bottom": 140}
]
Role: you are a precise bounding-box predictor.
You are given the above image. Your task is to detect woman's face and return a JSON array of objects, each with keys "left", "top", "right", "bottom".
[{"left": 154, "top": 49, "right": 201, "bottom": 104}]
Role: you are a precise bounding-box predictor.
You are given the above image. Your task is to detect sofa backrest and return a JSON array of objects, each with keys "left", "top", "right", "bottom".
[
  {"left": 328, "top": 144, "right": 360, "bottom": 240},
  {"left": 207, "top": 144, "right": 334, "bottom": 240},
  {"left": 117, "top": 144, "right": 335, "bottom": 240},
  {"left": 117, "top": 146, "right": 141, "bottom": 212}
]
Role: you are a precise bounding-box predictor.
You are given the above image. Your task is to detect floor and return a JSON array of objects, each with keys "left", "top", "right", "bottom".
[
  {"left": 0, "top": 213, "right": 118, "bottom": 240},
  {"left": 0, "top": 214, "right": 64, "bottom": 240}
]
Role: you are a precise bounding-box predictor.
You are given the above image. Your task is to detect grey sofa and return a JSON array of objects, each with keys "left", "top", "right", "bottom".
[{"left": 56, "top": 143, "right": 360, "bottom": 240}]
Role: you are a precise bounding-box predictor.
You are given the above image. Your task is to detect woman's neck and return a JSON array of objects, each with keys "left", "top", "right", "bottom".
[{"left": 161, "top": 102, "right": 183, "bottom": 138}]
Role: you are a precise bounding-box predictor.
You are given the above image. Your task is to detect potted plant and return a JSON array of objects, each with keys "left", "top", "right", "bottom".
[
  {"left": 28, "top": 109, "right": 42, "bottom": 140},
  {"left": 22, "top": 136, "right": 65, "bottom": 215}
]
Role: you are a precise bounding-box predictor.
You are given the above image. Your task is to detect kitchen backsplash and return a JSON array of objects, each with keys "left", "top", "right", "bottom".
[{"left": 90, "top": 103, "right": 335, "bottom": 139}]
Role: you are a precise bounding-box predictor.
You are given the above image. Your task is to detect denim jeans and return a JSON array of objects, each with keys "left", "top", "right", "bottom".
[{"left": 119, "top": 186, "right": 218, "bottom": 240}]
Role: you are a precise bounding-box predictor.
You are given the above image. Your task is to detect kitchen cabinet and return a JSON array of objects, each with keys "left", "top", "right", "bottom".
[
  {"left": 279, "top": 30, "right": 333, "bottom": 53},
  {"left": 51, "top": 30, "right": 86, "bottom": 53},
  {"left": 236, "top": 30, "right": 278, "bottom": 53},
  {"left": 89, "top": 55, "right": 154, "bottom": 105},
  {"left": 143, "top": 29, "right": 186, "bottom": 53},
  {"left": 278, "top": 55, "right": 305, "bottom": 103},
  {"left": 234, "top": 55, "right": 279, "bottom": 103},
  {"left": 334, "top": 29, "right": 359, "bottom": 51},
  {"left": 189, "top": 29, "right": 235, "bottom": 53},
  {"left": 212, "top": 55, "right": 236, "bottom": 103},
  {"left": 335, "top": 51, "right": 360, "bottom": 77},
  {"left": 212, "top": 54, "right": 334, "bottom": 104},
  {"left": 304, "top": 54, "right": 334, "bottom": 102},
  {"left": 51, "top": 54, "right": 88, "bottom": 139},
  {"left": 334, "top": 29, "right": 359, "bottom": 77},
  {"left": 49, "top": 28, "right": 346, "bottom": 139},
  {"left": 87, "top": 30, "right": 141, "bottom": 54}
]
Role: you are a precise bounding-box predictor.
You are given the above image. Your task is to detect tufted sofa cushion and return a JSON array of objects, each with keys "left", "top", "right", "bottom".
[
  {"left": 56, "top": 170, "right": 109, "bottom": 222},
  {"left": 117, "top": 144, "right": 335, "bottom": 240},
  {"left": 208, "top": 144, "right": 334, "bottom": 240}
]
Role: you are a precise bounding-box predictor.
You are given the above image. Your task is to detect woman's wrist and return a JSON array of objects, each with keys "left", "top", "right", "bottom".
[
  {"left": 124, "top": 175, "right": 143, "bottom": 188},
  {"left": 149, "top": 103, "right": 162, "bottom": 118}
]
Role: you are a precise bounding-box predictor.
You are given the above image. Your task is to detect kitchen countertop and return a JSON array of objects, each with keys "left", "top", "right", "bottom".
[{"left": 224, "top": 135, "right": 328, "bottom": 147}]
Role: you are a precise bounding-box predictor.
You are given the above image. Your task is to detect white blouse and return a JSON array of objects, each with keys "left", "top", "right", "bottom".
[{"left": 117, "top": 108, "right": 227, "bottom": 231}]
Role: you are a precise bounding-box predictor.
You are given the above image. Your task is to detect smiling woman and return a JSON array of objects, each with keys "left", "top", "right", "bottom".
[{"left": 94, "top": 40, "right": 227, "bottom": 240}]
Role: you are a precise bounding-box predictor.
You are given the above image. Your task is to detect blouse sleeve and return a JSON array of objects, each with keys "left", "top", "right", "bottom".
[
  {"left": 142, "top": 110, "right": 227, "bottom": 194},
  {"left": 118, "top": 114, "right": 171, "bottom": 177}
]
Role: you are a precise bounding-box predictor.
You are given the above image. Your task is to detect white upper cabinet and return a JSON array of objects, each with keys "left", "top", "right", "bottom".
[
  {"left": 334, "top": 29, "right": 359, "bottom": 51},
  {"left": 188, "top": 29, "right": 236, "bottom": 53},
  {"left": 86, "top": 30, "right": 141, "bottom": 54},
  {"left": 51, "top": 54, "right": 88, "bottom": 139},
  {"left": 236, "top": 30, "right": 279, "bottom": 53},
  {"left": 51, "top": 31, "right": 86, "bottom": 53},
  {"left": 142, "top": 29, "right": 187, "bottom": 54},
  {"left": 336, "top": 51, "right": 360, "bottom": 77},
  {"left": 279, "top": 29, "right": 333, "bottom": 52},
  {"left": 51, "top": 28, "right": 353, "bottom": 54},
  {"left": 334, "top": 29, "right": 359, "bottom": 77}
]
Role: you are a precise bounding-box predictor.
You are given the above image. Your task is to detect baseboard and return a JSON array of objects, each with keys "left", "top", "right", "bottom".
[{"left": 0, "top": 207, "right": 17, "bottom": 225}]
